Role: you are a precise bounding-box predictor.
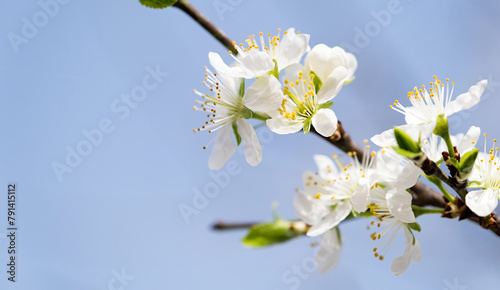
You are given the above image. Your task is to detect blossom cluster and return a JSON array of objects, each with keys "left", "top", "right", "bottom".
[
  {"left": 193, "top": 28, "right": 356, "bottom": 170},
  {"left": 193, "top": 28, "right": 498, "bottom": 276}
]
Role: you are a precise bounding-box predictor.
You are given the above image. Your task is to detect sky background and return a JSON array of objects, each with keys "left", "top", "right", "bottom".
[{"left": 1, "top": 0, "right": 500, "bottom": 289}]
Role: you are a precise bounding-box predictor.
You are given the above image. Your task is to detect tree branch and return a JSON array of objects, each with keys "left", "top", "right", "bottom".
[
  {"left": 173, "top": 0, "right": 238, "bottom": 54},
  {"left": 170, "top": 1, "right": 500, "bottom": 237}
]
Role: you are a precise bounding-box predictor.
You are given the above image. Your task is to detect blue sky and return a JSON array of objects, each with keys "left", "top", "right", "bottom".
[{"left": 1, "top": 0, "right": 500, "bottom": 289}]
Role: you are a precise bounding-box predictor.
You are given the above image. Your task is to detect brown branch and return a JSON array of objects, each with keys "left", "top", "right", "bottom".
[
  {"left": 173, "top": 0, "right": 238, "bottom": 54},
  {"left": 212, "top": 221, "right": 258, "bottom": 230}
]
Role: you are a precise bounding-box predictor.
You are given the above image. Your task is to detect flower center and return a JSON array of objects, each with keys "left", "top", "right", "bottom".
[{"left": 279, "top": 71, "right": 318, "bottom": 121}]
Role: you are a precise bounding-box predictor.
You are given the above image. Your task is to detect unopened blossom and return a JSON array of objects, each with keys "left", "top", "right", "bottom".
[
  {"left": 294, "top": 146, "right": 377, "bottom": 237},
  {"left": 466, "top": 135, "right": 500, "bottom": 216},
  {"left": 368, "top": 185, "right": 421, "bottom": 276},
  {"left": 211, "top": 28, "right": 310, "bottom": 79},
  {"left": 193, "top": 53, "right": 282, "bottom": 170},
  {"left": 305, "top": 44, "right": 357, "bottom": 84},
  {"left": 266, "top": 65, "right": 348, "bottom": 137}
]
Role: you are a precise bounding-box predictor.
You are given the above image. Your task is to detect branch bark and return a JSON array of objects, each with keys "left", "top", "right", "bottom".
[{"left": 173, "top": 0, "right": 238, "bottom": 54}]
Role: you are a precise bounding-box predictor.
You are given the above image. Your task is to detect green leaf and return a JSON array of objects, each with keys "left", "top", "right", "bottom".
[
  {"left": 459, "top": 148, "right": 479, "bottom": 174},
  {"left": 318, "top": 101, "right": 333, "bottom": 109},
  {"left": 392, "top": 146, "right": 423, "bottom": 159},
  {"left": 139, "top": 0, "right": 177, "bottom": 9},
  {"left": 242, "top": 219, "right": 303, "bottom": 247},
  {"left": 394, "top": 127, "right": 421, "bottom": 154},
  {"left": 407, "top": 222, "right": 421, "bottom": 232},
  {"left": 238, "top": 78, "right": 245, "bottom": 99},
  {"left": 303, "top": 118, "right": 312, "bottom": 134},
  {"left": 232, "top": 122, "right": 242, "bottom": 146},
  {"left": 310, "top": 70, "right": 322, "bottom": 94}
]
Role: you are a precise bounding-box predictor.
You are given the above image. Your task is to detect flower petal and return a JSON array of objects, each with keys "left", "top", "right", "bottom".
[
  {"left": 294, "top": 188, "right": 330, "bottom": 226},
  {"left": 316, "top": 66, "right": 348, "bottom": 103},
  {"left": 244, "top": 75, "right": 282, "bottom": 113},
  {"left": 312, "top": 109, "right": 338, "bottom": 137},
  {"left": 351, "top": 179, "right": 371, "bottom": 212},
  {"left": 208, "top": 126, "right": 237, "bottom": 170},
  {"left": 387, "top": 188, "right": 416, "bottom": 223},
  {"left": 307, "top": 201, "right": 351, "bottom": 237},
  {"left": 314, "top": 154, "right": 339, "bottom": 180},
  {"left": 275, "top": 28, "right": 310, "bottom": 71},
  {"left": 239, "top": 50, "right": 275, "bottom": 78},
  {"left": 445, "top": 79, "right": 488, "bottom": 117},
  {"left": 466, "top": 188, "right": 498, "bottom": 217},
  {"left": 266, "top": 115, "right": 303, "bottom": 135},
  {"left": 391, "top": 227, "right": 419, "bottom": 276},
  {"left": 315, "top": 229, "right": 342, "bottom": 274},
  {"left": 457, "top": 126, "right": 480, "bottom": 154},
  {"left": 238, "top": 119, "right": 262, "bottom": 166}
]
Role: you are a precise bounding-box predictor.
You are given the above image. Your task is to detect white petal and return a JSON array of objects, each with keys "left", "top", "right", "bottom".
[
  {"left": 345, "top": 52, "right": 358, "bottom": 81},
  {"left": 312, "top": 109, "right": 338, "bottom": 137},
  {"left": 276, "top": 28, "right": 310, "bottom": 71},
  {"left": 395, "top": 162, "right": 422, "bottom": 189},
  {"left": 387, "top": 189, "right": 416, "bottom": 223},
  {"left": 307, "top": 201, "right": 351, "bottom": 237},
  {"left": 371, "top": 128, "right": 397, "bottom": 147},
  {"left": 294, "top": 191, "right": 329, "bottom": 226},
  {"left": 266, "top": 116, "right": 303, "bottom": 135},
  {"left": 466, "top": 188, "right": 498, "bottom": 217},
  {"left": 238, "top": 120, "right": 262, "bottom": 166},
  {"left": 404, "top": 106, "right": 428, "bottom": 125},
  {"left": 457, "top": 126, "right": 480, "bottom": 154},
  {"left": 208, "top": 126, "right": 237, "bottom": 170},
  {"left": 244, "top": 75, "right": 283, "bottom": 113},
  {"left": 208, "top": 52, "right": 241, "bottom": 92},
  {"left": 314, "top": 154, "right": 339, "bottom": 180},
  {"left": 391, "top": 227, "right": 418, "bottom": 276},
  {"left": 316, "top": 66, "right": 348, "bottom": 103},
  {"left": 445, "top": 79, "right": 488, "bottom": 117},
  {"left": 350, "top": 179, "right": 371, "bottom": 212},
  {"left": 239, "top": 51, "right": 275, "bottom": 78},
  {"left": 315, "top": 229, "right": 342, "bottom": 274}
]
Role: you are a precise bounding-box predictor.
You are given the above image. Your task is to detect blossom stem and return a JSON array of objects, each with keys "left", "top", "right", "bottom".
[
  {"left": 442, "top": 134, "right": 456, "bottom": 158},
  {"left": 173, "top": 0, "right": 238, "bottom": 54},
  {"left": 411, "top": 205, "right": 445, "bottom": 217},
  {"left": 426, "top": 175, "right": 456, "bottom": 204}
]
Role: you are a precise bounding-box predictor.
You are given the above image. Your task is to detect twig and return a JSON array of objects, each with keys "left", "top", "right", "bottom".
[{"left": 173, "top": 0, "right": 238, "bottom": 54}]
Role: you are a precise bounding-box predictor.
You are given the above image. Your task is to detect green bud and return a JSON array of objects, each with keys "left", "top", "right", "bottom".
[
  {"left": 394, "top": 127, "right": 421, "bottom": 154},
  {"left": 433, "top": 114, "right": 449, "bottom": 139},
  {"left": 232, "top": 122, "right": 242, "bottom": 146},
  {"left": 139, "top": 0, "right": 177, "bottom": 9},
  {"left": 242, "top": 219, "right": 304, "bottom": 247}
]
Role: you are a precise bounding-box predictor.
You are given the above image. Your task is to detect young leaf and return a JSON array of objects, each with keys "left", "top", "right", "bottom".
[
  {"left": 139, "top": 0, "right": 178, "bottom": 9},
  {"left": 242, "top": 219, "right": 303, "bottom": 247}
]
